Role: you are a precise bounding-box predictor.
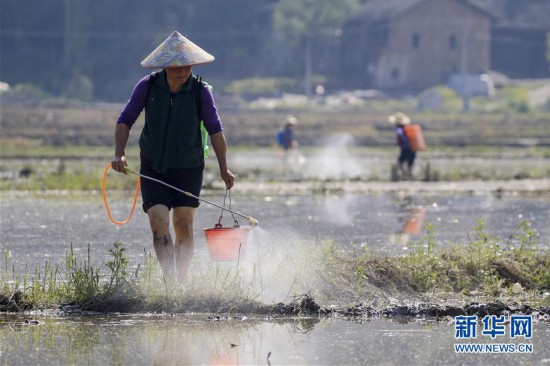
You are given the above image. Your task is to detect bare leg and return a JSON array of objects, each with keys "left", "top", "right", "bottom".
[
  {"left": 173, "top": 207, "right": 196, "bottom": 282},
  {"left": 397, "top": 160, "right": 407, "bottom": 176},
  {"left": 147, "top": 204, "right": 176, "bottom": 281}
]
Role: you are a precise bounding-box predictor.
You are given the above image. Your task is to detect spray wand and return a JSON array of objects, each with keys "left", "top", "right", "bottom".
[{"left": 121, "top": 165, "right": 259, "bottom": 226}]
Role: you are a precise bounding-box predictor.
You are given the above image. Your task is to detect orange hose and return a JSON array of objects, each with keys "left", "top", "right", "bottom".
[{"left": 101, "top": 163, "right": 140, "bottom": 225}]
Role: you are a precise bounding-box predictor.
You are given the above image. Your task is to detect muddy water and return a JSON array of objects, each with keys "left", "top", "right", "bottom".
[
  {"left": 1, "top": 314, "right": 549, "bottom": 365},
  {"left": 1, "top": 191, "right": 549, "bottom": 364},
  {"left": 0, "top": 191, "right": 548, "bottom": 275}
]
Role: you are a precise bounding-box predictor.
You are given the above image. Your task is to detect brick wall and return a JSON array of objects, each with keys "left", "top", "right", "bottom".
[{"left": 342, "top": 0, "right": 491, "bottom": 91}]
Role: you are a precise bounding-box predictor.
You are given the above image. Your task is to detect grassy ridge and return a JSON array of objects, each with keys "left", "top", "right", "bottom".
[
  {"left": 1, "top": 142, "right": 549, "bottom": 191},
  {"left": 2, "top": 105, "right": 550, "bottom": 148},
  {"left": 1, "top": 220, "right": 548, "bottom": 314},
  {"left": 1, "top": 106, "right": 549, "bottom": 190},
  {"left": 322, "top": 220, "right": 549, "bottom": 303}
]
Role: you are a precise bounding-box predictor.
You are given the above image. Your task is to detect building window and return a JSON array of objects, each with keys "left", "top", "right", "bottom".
[
  {"left": 412, "top": 33, "right": 420, "bottom": 49},
  {"left": 449, "top": 34, "right": 457, "bottom": 49},
  {"left": 391, "top": 68, "right": 399, "bottom": 80}
]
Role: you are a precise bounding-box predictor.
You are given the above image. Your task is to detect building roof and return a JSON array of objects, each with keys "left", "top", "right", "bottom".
[
  {"left": 347, "top": 0, "right": 423, "bottom": 24},
  {"left": 469, "top": 0, "right": 550, "bottom": 30},
  {"left": 346, "top": 0, "right": 493, "bottom": 25}
]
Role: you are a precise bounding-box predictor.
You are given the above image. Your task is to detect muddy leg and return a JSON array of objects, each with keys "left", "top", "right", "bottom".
[
  {"left": 173, "top": 207, "right": 195, "bottom": 283},
  {"left": 397, "top": 161, "right": 407, "bottom": 177},
  {"left": 406, "top": 163, "right": 413, "bottom": 177},
  {"left": 147, "top": 204, "right": 176, "bottom": 282}
]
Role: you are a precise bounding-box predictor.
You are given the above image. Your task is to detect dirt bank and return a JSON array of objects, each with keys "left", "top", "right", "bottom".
[
  {"left": 267, "top": 296, "right": 550, "bottom": 322},
  {"left": 43, "top": 296, "right": 549, "bottom": 323},
  {"left": 207, "top": 178, "right": 550, "bottom": 195}
]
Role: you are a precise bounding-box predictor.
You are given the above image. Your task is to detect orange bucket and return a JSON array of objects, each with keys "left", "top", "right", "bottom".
[{"left": 204, "top": 224, "right": 250, "bottom": 262}]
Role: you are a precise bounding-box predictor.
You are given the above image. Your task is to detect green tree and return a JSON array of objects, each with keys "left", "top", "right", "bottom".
[
  {"left": 181, "top": 0, "right": 275, "bottom": 81},
  {"left": 0, "top": 0, "right": 275, "bottom": 101},
  {"left": 272, "top": 0, "right": 360, "bottom": 97}
]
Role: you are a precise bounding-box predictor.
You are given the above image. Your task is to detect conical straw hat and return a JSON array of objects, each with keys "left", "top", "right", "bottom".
[
  {"left": 286, "top": 115, "right": 298, "bottom": 125},
  {"left": 141, "top": 31, "right": 215, "bottom": 68},
  {"left": 388, "top": 112, "right": 411, "bottom": 125}
]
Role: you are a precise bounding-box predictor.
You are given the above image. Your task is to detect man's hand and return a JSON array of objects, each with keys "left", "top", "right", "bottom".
[
  {"left": 111, "top": 155, "right": 128, "bottom": 174},
  {"left": 221, "top": 169, "right": 235, "bottom": 190},
  {"left": 210, "top": 132, "right": 235, "bottom": 190}
]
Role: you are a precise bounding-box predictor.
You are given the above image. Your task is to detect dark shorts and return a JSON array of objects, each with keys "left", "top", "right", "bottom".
[
  {"left": 140, "top": 155, "right": 204, "bottom": 213},
  {"left": 398, "top": 148, "right": 416, "bottom": 167}
]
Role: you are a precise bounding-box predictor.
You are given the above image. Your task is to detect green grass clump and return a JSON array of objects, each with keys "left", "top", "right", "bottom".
[
  {"left": 499, "top": 86, "right": 531, "bottom": 113},
  {"left": 0, "top": 242, "right": 265, "bottom": 313},
  {"left": 402, "top": 220, "right": 549, "bottom": 295},
  {"left": 1, "top": 242, "right": 139, "bottom": 311},
  {"left": 0, "top": 164, "right": 139, "bottom": 191},
  {"left": 224, "top": 77, "right": 303, "bottom": 97},
  {"left": 322, "top": 220, "right": 549, "bottom": 302},
  {"left": 1, "top": 221, "right": 548, "bottom": 313}
]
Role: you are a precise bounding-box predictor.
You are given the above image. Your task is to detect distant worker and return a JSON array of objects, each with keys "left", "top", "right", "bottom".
[
  {"left": 277, "top": 115, "right": 305, "bottom": 166},
  {"left": 388, "top": 112, "right": 425, "bottom": 177},
  {"left": 277, "top": 115, "right": 298, "bottom": 151}
]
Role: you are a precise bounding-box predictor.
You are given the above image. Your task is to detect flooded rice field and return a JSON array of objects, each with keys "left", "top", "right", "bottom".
[
  {"left": 0, "top": 190, "right": 548, "bottom": 275},
  {"left": 1, "top": 189, "right": 549, "bottom": 365},
  {"left": 3, "top": 110, "right": 550, "bottom": 363},
  {"left": 1, "top": 313, "right": 549, "bottom": 365}
]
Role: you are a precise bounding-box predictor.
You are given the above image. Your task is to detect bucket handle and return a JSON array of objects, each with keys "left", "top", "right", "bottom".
[{"left": 218, "top": 189, "right": 240, "bottom": 228}]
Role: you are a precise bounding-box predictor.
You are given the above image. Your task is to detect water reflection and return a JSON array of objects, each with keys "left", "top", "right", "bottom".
[
  {"left": 1, "top": 314, "right": 548, "bottom": 365},
  {"left": 389, "top": 201, "right": 426, "bottom": 246},
  {"left": 152, "top": 317, "right": 319, "bottom": 366}
]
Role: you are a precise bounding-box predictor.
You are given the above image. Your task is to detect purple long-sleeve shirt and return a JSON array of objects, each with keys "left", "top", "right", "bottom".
[
  {"left": 116, "top": 74, "right": 223, "bottom": 135},
  {"left": 396, "top": 126, "right": 410, "bottom": 149}
]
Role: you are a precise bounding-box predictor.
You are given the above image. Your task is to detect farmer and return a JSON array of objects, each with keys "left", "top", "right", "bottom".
[
  {"left": 276, "top": 114, "right": 306, "bottom": 168},
  {"left": 388, "top": 112, "right": 416, "bottom": 176},
  {"left": 111, "top": 31, "right": 234, "bottom": 283},
  {"left": 278, "top": 115, "right": 298, "bottom": 152}
]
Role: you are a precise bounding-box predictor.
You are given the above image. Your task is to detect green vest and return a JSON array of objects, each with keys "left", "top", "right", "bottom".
[{"left": 139, "top": 71, "right": 203, "bottom": 173}]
